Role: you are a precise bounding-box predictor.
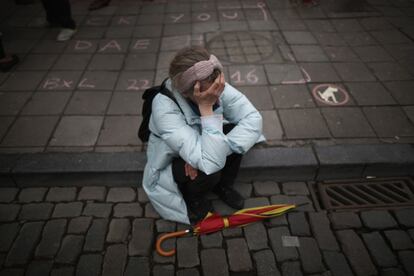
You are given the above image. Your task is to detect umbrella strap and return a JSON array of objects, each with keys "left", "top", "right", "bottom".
[{"left": 156, "top": 229, "right": 191, "bottom": 257}]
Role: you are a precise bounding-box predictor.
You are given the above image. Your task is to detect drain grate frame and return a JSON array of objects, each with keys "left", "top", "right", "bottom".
[{"left": 316, "top": 177, "right": 414, "bottom": 211}]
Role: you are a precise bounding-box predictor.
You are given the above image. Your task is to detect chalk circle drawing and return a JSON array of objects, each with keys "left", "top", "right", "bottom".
[{"left": 312, "top": 84, "right": 349, "bottom": 106}]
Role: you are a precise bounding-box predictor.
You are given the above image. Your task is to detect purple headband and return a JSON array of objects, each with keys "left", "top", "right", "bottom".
[{"left": 175, "top": 54, "right": 223, "bottom": 93}]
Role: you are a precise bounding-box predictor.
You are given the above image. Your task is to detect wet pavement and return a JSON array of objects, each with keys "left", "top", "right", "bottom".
[
  {"left": 0, "top": 0, "right": 413, "bottom": 153},
  {"left": 0, "top": 178, "right": 413, "bottom": 275}
]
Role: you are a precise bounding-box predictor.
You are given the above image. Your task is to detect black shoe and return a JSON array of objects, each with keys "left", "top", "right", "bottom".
[
  {"left": 0, "top": 55, "right": 19, "bottom": 72},
  {"left": 187, "top": 197, "right": 212, "bottom": 224},
  {"left": 214, "top": 186, "right": 244, "bottom": 210}
]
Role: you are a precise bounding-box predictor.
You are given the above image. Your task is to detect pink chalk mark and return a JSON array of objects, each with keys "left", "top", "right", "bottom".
[
  {"left": 43, "top": 78, "right": 60, "bottom": 89},
  {"left": 74, "top": 40, "right": 92, "bottom": 50},
  {"left": 118, "top": 17, "right": 132, "bottom": 25},
  {"left": 99, "top": 40, "right": 122, "bottom": 52},
  {"left": 78, "top": 78, "right": 95, "bottom": 89},
  {"left": 133, "top": 39, "right": 150, "bottom": 50}
]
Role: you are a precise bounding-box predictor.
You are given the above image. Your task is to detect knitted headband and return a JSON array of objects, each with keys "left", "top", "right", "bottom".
[{"left": 175, "top": 54, "right": 223, "bottom": 93}]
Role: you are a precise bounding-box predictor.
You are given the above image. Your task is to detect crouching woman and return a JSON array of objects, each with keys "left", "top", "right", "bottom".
[{"left": 143, "top": 46, "right": 265, "bottom": 225}]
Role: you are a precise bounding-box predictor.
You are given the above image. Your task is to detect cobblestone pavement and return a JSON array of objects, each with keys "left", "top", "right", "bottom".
[
  {"left": 0, "top": 179, "right": 413, "bottom": 276},
  {"left": 1, "top": 0, "right": 414, "bottom": 154}
]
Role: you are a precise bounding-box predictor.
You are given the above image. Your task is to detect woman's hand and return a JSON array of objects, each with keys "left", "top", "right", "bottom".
[
  {"left": 184, "top": 163, "right": 198, "bottom": 180},
  {"left": 193, "top": 73, "right": 225, "bottom": 116}
]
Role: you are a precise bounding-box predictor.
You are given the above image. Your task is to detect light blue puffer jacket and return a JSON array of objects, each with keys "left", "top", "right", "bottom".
[{"left": 142, "top": 79, "right": 265, "bottom": 224}]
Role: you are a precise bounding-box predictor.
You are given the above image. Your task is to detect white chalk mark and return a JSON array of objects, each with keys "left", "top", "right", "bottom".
[
  {"left": 287, "top": 53, "right": 296, "bottom": 62},
  {"left": 197, "top": 13, "right": 211, "bottom": 22},
  {"left": 318, "top": 86, "right": 339, "bottom": 104},
  {"left": 171, "top": 14, "right": 184, "bottom": 23},
  {"left": 222, "top": 11, "right": 238, "bottom": 20},
  {"left": 99, "top": 40, "right": 122, "bottom": 52},
  {"left": 118, "top": 17, "right": 131, "bottom": 25},
  {"left": 300, "top": 67, "right": 311, "bottom": 82},
  {"left": 257, "top": 2, "right": 268, "bottom": 21}
]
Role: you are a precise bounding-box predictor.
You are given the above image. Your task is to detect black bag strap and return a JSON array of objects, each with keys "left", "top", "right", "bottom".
[{"left": 159, "top": 80, "right": 184, "bottom": 115}]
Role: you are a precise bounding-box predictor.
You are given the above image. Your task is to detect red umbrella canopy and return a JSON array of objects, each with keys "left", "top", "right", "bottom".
[{"left": 194, "top": 204, "right": 297, "bottom": 234}]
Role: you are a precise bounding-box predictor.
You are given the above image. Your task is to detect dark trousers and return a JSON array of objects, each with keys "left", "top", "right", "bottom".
[
  {"left": 41, "top": 0, "right": 76, "bottom": 29},
  {"left": 172, "top": 124, "right": 242, "bottom": 202}
]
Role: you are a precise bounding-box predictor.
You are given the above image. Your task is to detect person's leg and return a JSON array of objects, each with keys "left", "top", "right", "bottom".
[
  {"left": 0, "top": 33, "right": 19, "bottom": 72},
  {"left": 89, "top": 0, "right": 111, "bottom": 11},
  {"left": 42, "top": 0, "right": 76, "bottom": 41},
  {"left": 213, "top": 124, "right": 244, "bottom": 209},
  {"left": 172, "top": 157, "right": 221, "bottom": 222}
]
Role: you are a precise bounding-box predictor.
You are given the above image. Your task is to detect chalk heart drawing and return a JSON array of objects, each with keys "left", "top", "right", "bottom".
[{"left": 312, "top": 84, "right": 349, "bottom": 106}]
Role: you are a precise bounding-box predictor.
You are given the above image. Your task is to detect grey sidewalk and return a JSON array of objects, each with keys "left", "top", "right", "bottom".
[
  {"left": 0, "top": 178, "right": 413, "bottom": 276},
  {"left": 0, "top": 0, "right": 414, "bottom": 154}
]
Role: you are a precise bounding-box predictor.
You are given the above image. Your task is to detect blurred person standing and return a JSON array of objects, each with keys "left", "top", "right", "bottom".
[{"left": 41, "top": 0, "right": 76, "bottom": 41}]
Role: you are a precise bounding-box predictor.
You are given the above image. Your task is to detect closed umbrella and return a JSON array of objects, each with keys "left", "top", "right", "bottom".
[{"left": 156, "top": 204, "right": 297, "bottom": 256}]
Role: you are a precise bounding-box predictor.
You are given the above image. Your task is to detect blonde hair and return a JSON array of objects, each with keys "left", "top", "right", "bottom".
[{"left": 169, "top": 46, "right": 221, "bottom": 94}]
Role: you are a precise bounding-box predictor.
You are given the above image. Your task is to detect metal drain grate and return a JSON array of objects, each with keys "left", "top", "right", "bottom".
[{"left": 317, "top": 177, "right": 414, "bottom": 210}]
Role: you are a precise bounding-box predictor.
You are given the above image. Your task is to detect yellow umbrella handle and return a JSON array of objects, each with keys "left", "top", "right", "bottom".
[{"left": 156, "top": 230, "right": 190, "bottom": 257}]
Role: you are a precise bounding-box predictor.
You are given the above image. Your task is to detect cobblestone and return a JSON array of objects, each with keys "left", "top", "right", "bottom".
[
  {"left": 106, "top": 218, "right": 130, "bottom": 243},
  {"left": 268, "top": 226, "right": 298, "bottom": 262},
  {"left": 0, "top": 204, "right": 20, "bottom": 222},
  {"left": 281, "top": 261, "right": 302, "bottom": 276},
  {"left": 253, "top": 250, "right": 280, "bottom": 276},
  {"left": 176, "top": 268, "right": 200, "bottom": 276},
  {"left": 35, "top": 219, "right": 66, "bottom": 258},
  {"left": 46, "top": 187, "right": 77, "bottom": 202},
  {"left": 19, "top": 203, "right": 53, "bottom": 220},
  {"left": 5, "top": 221, "right": 44, "bottom": 266},
  {"left": 84, "top": 219, "right": 108, "bottom": 252},
  {"left": 201, "top": 249, "right": 229, "bottom": 276},
  {"left": 309, "top": 212, "right": 340, "bottom": 251},
  {"left": 360, "top": 210, "right": 398, "bottom": 230},
  {"left": 270, "top": 195, "right": 314, "bottom": 212},
  {"left": 156, "top": 220, "right": 176, "bottom": 233},
  {"left": 106, "top": 187, "right": 136, "bottom": 202},
  {"left": 55, "top": 235, "right": 84, "bottom": 264},
  {"left": 393, "top": 208, "right": 414, "bottom": 227},
  {"left": 282, "top": 182, "right": 309, "bottom": 195},
  {"left": 362, "top": 232, "right": 398, "bottom": 267},
  {"left": 252, "top": 181, "right": 280, "bottom": 196},
  {"left": 137, "top": 188, "right": 149, "bottom": 204},
  {"left": 26, "top": 260, "right": 53, "bottom": 276},
  {"left": 78, "top": 186, "right": 106, "bottom": 201},
  {"left": 125, "top": 257, "right": 150, "bottom": 276},
  {"left": 83, "top": 203, "right": 112, "bottom": 218},
  {"left": 200, "top": 232, "right": 222, "bottom": 248},
  {"left": 153, "top": 265, "right": 175, "bottom": 276},
  {"left": 336, "top": 229, "right": 377, "bottom": 276},
  {"left": 68, "top": 216, "right": 92, "bottom": 234},
  {"left": 298, "top": 237, "right": 324, "bottom": 274},
  {"left": 102, "top": 244, "right": 127, "bottom": 276},
  {"left": 398, "top": 251, "right": 414, "bottom": 276},
  {"left": 0, "top": 188, "right": 18, "bottom": 203},
  {"left": 323, "top": 251, "right": 354, "bottom": 276},
  {"left": 0, "top": 223, "right": 19, "bottom": 252},
  {"left": 76, "top": 254, "right": 102, "bottom": 276},
  {"left": 244, "top": 222, "right": 268, "bottom": 250},
  {"left": 18, "top": 187, "right": 47, "bottom": 203},
  {"left": 384, "top": 230, "right": 414, "bottom": 250},
  {"left": 329, "top": 212, "right": 362, "bottom": 230},
  {"left": 129, "top": 218, "right": 154, "bottom": 256},
  {"left": 113, "top": 203, "right": 143, "bottom": 217},
  {"left": 50, "top": 267, "right": 74, "bottom": 276},
  {"left": 288, "top": 212, "right": 311, "bottom": 236},
  {"left": 177, "top": 236, "right": 199, "bottom": 268},
  {"left": 52, "top": 202, "right": 83, "bottom": 218},
  {"left": 145, "top": 202, "right": 161, "bottom": 218},
  {"left": 226, "top": 238, "right": 253, "bottom": 272}
]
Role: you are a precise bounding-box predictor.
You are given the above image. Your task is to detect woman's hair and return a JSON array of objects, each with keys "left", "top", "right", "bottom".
[{"left": 169, "top": 46, "right": 221, "bottom": 95}]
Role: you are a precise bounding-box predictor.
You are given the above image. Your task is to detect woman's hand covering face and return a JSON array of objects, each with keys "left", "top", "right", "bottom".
[{"left": 192, "top": 73, "right": 225, "bottom": 107}]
